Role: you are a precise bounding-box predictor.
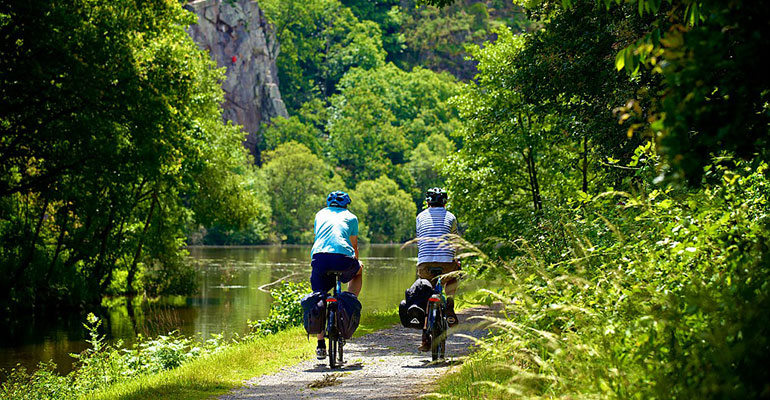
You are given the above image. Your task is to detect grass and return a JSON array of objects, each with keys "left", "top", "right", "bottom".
[
  {"left": 354, "top": 308, "right": 400, "bottom": 337},
  {"left": 425, "top": 356, "right": 513, "bottom": 400},
  {"left": 306, "top": 373, "right": 343, "bottom": 389},
  {"left": 90, "top": 310, "right": 402, "bottom": 400},
  {"left": 90, "top": 327, "right": 313, "bottom": 400}
]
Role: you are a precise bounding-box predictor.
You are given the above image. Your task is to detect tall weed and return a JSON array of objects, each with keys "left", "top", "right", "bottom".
[
  {"left": 1, "top": 314, "right": 233, "bottom": 399},
  {"left": 434, "top": 163, "right": 770, "bottom": 399}
]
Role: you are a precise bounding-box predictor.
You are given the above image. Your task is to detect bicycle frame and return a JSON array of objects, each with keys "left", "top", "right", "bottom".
[
  {"left": 425, "top": 268, "right": 448, "bottom": 361},
  {"left": 324, "top": 272, "right": 344, "bottom": 368},
  {"left": 426, "top": 276, "right": 444, "bottom": 327}
]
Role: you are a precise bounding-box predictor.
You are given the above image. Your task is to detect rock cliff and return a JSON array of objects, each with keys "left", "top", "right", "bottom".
[{"left": 184, "top": 0, "right": 287, "bottom": 163}]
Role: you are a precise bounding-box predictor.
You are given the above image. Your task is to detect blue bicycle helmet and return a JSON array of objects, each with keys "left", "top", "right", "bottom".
[
  {"left": 425, "top": 187, "right": 448, "bottom": 207},
  {"left": 327, "top": 191, "right": 351, "bottom": 208}
]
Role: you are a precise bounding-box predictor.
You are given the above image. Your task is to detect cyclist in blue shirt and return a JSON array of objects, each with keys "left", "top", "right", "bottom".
[
  {"left": 416, "top": 187, "right": 460, "bottom": 351},
  {"left": 311, "top": 190, "right": 363, "bottom": 359}
]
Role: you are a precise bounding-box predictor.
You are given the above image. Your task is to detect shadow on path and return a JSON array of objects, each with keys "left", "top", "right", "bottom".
[{"left": 219, "top": 305, "right": 498, "bottom": 400}]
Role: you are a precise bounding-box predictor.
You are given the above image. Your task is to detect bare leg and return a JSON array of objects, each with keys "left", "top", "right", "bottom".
[
  {"left": 317, "top": 333, "right": 324, "bottom": 340},
  {"left": 444, "top": 278, "right": 457, "bottom": 297},
  {"left": 346, "top": 262, "right": 363, "bottom": 296}
]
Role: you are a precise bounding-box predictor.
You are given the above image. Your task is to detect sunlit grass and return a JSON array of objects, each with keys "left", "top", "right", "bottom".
[
  {"left": 90, "top": 326, "right": 313, "bottom": 400},
  {"left": 425, "top": 356, "right": 517, "bottom": 400},
  {"left": 90, "top": 309, "right": 405, "bottom": 400},
  {"left": 354, "top": 308, "right": 400, "bottom": 337}
]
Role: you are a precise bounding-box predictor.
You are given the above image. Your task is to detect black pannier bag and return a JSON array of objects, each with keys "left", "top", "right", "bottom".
[
  {"left": 336, "top": 291, "right": 362, "bottom": 339},
  {"left": 301, "top": 291, "right": 327, "bottom": 335},
  {"left": 399, "top": 278, "right": 433, "bottom": 329}
]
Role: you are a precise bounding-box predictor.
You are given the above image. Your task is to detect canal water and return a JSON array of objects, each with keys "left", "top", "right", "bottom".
[{"left": 0, "top": 244, "right": 418, "bottom": 375}]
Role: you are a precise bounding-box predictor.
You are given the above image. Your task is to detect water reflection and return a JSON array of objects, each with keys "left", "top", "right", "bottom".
[{"left": 0, "top": 244, "right": 418, "bottom": 375}]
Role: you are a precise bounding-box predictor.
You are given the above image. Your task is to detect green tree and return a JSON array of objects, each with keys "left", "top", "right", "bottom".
[
  {"left": 444, "top": 29, "right": 557, "bottom": 241},
  {"left": 0, "top": 0, "right": 263, "bottom": 308},
  {"left": 352, "top": 176, "right": 416, "bottom": 242},
  {"left": 260, "top": 116, "right": 324, "bottom": 157},
  {"left": 326, "top": 87, "right": 410, "bottom": 188},
  {"left": 336, "top": 63, "right": 462, "bottom": 147},
  {"left": 407, "top": 133, "right": 456, "bottom": 205},
  {"left": 326, "top": 63, "right": 462, "bottom": 192},
  {"left": 506, "top": 1, "right": 655, "bottom": 192},
  {"left": 341, "top": 0, "right": 404, "bottom": 58},
  {"left": 441, "top": 2, "right": 660, "bottom": 240},
  {"left": 400, "top": 0, "right": 528, "bottom": 79},
  {"left": 262, "top": 142, "right": 345, "bottom": 243},
  {"left": 261, "top": 0, "right": 386, "bottom": 111},
  {"left": 605, "top": 0, "right": 770, "bottom": 183}
]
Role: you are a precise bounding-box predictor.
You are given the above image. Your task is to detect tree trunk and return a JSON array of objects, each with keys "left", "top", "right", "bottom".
[
  {"left": 524, "top": 147, "right": 542, "bottom": 211},
  {"left": 126, "top": 191, "right": 158, "bottom": 294},
  {"left": 530, "top": 147, "right": 542, "bottom": 211},
  {"left": 93, "top": 203, "right": 117, "bottom": 293},
  {"left": 46, "top": 201, "right": 70, "bottom": 283},
  {"left": 11, "top": 196, "right": 50, "bottom": 290},
  {"left": 582, "top": 134, "right": 589, "bottom": 193},
  {"left": 62, "top": 206, "right": 94, "bottom": 276}
]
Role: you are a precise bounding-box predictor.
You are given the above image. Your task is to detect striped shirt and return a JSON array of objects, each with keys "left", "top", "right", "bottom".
[{"left": 416, "top": 207, "right": 458, "bottom": 264}]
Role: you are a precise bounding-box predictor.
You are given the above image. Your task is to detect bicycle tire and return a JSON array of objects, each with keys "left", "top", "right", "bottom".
[
  {"left": 438, "top": 306, "right": 447, "bottom": 359},
  {"left": 337, "top": 337, "right": 344, "bottom": 363},
  {"left": 428, "top": 303, "right": 441, "bottom": 361},
  {"left": 328, "top": 310, "right": 337, "bottom": 368}
]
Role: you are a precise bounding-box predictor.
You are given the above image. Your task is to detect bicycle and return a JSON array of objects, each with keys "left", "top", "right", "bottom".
[
  {"left": 425, "top": 267, "right": 449, "bottom": 361},
  {"left": 324, "top": 271, "right": 345, "bottom": 368}
]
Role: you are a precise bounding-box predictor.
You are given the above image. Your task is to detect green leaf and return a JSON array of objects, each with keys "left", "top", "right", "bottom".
[
  {"left": 615, "top": 48, "right": 626, "bottom": 71},
  {"left": 624, "top": 46, "right": 635, "bottom": 74}
]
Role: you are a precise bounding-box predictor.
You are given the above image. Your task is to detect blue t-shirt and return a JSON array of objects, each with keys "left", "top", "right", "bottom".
[
  {"left": 311, "top": 207, "right": 359, "bottom": 257},
  {"left": 416, "top": 207, "right": 458, "bottom": 263}
]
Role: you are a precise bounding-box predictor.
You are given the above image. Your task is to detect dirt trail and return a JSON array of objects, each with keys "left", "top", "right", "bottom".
[{"left": 219, "top": 306, "right": 495, "bottom": 400}]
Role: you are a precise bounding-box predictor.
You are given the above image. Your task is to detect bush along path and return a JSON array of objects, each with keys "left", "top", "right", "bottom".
[{"left": 219, "top": 306, "right": 496, "bottom": 400}]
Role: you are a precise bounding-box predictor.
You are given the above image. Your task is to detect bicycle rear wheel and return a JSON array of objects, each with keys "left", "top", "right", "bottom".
[
  {"left": 439, "top": 306, "right": 447, "bottom": 359},
  {"left": 328, "top": 311, "right": 337, "bottom": 368},
  {"left": 337, "top": 337, "right": 344, "bottom": 363},
  {"left": 428, "top": 304, "right": 442, "bottom": 361}
]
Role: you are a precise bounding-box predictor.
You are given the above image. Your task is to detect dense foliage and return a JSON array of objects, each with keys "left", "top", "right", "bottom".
[
  {"left": 610, "top": 0, "right": 770, "bottom": 183},
  {"left": 4, "top": 0, "right": 769, "bottom": 395},
  {"left": 262, "top": 0, "right": 528, "bottom": 112},
  {"left": 0, "top": 0, "right": 269, "bottom": 311},
  {"left": 2, "top": 281, "right": 310, "bottom": 399},
  {"left": 422, "top": 0, "right": 770, "bottom": 398},
  {"left": 436, "top": 164, "right": 769, "bottom": 398},
  {"left": 248, "top": 281, "right": 310, "bottom": 336},
  {"left": 240, "top": 0, "right": 533, "bottom": 247},
  {"left": 1, "top": 313, "right": 233, "bottom": 399}
]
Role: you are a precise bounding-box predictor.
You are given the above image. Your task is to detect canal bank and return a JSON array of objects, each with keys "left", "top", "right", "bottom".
[{"left": 1, "top": 245, "right": 419, "bottom": 375}]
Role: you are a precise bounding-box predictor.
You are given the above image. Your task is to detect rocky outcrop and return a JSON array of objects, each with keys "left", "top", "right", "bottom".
[{"left": 185, "top": 0, "right": 287, "bottom": 163}]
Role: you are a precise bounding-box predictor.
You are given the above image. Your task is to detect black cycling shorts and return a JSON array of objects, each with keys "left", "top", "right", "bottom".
[{"left": 310, "top": 252, "right": 361, "bottom": 293}]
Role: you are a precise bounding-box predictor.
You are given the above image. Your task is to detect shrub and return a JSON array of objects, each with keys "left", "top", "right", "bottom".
[
  {"left": 248, "top": 281, "right": 310, "bottom": 336},
  {"left": 1, "top": 312, "right": 231, "bottom": 399},
  {"left": 433, "top": 163, "right": 770, "bottom": 399},
  {"left": 0, "top": 361, "right": 77, "bottom": 400}
]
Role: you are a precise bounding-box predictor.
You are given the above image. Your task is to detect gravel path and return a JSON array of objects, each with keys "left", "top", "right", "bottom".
[{"left": 219, "top": 306, "right": 496, "bottom": 400}]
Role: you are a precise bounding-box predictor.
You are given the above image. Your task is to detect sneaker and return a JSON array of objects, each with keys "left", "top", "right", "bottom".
[
  {"left": 446, "top": 298, "right": 458, "bottom": 327},
  {"left": 316, "top": 346, "right": 327, "bottom": 359}
]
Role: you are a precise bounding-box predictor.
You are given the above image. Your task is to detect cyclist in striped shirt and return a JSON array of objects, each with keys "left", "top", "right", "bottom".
[{"left": 416, "top": 187, "right": 460, "bottom": 350}]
